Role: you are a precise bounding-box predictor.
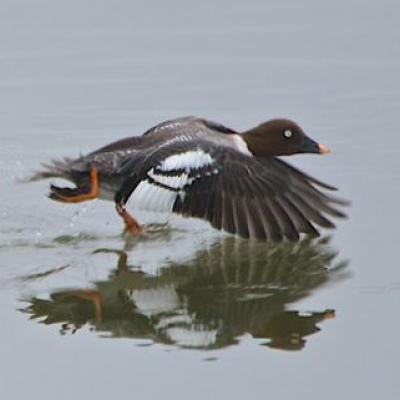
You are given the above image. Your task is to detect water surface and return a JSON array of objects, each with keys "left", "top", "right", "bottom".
[{"left": 1, "top": 1, "right": 400, "bottom": 399}]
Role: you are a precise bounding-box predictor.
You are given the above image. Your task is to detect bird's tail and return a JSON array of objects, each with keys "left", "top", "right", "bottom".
[{"left": 24, "top": 157, "right": 76, "bottom": 183}]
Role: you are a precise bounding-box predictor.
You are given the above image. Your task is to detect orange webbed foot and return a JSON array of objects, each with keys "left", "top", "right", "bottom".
[
  {"left": 49, "top": 167, "right": 100, "bottom": 203},
  {"left": 116, "top": 203, "right": 142, "bottom": 236}
]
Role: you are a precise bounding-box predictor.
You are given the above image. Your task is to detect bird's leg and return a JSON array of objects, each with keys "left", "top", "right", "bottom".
[
  {"left": 57, "top": 290, "right": 103, "bottom": 324},
  {"left": 93, "top": 248, "right": 129, "bottom": 274},
  {"left": 115, "top": 202, "right": 142, "bottom": 236},
  {"left": 49, "top": 167, "right": 100, "bottom": 203}
]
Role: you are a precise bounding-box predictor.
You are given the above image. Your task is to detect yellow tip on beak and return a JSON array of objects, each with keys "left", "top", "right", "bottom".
[
  {"left": 323, "top": 310, "right": 336, "bottom": 320},
  {"left": 318, "top": 143, "right": 331, "bottom": 155}
]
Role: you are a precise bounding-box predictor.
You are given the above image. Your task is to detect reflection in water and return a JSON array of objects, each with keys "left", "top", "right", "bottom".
[{"left": 22, "top": 236, "right": 347, "bottom": 351}]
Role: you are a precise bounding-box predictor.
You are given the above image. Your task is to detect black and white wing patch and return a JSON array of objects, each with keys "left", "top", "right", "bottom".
[
  {"left": 116, "top": 143, "right": 348, "bottom": 241},
  {"left": 121, "top": 148, "right": 221, "bottom": 213}
]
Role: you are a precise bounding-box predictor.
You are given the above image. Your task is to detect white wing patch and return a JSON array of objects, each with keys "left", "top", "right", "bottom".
[
  {"left": 160, "top": 150, "right": 214, "bottom": 171},
  {"left": 148, "top": 169, "right": 189, "bottom": 190},
  {"left": 129, "top": 149, "right": 217, "bottom": 213},
  {"left": 129, "top": 180, "right": 178, "bottom": 212}
]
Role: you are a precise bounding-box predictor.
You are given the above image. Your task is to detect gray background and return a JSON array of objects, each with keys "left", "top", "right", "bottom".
[{"left": 1, "top": 0, "right": 399, "bottom": 399}]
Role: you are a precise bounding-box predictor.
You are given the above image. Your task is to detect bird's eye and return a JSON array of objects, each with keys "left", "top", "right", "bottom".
[{"left": 283, "top": 129, "right": 293, "bottom": 139}]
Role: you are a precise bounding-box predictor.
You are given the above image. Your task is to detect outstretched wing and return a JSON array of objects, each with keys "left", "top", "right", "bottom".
[{"left": 115, "top": 141, "right": 348, "bottom": 241}]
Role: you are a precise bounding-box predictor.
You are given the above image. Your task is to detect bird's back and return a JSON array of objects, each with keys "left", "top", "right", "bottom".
[{"left": 77, "top": 116, "right": 240, "bottom": 173}]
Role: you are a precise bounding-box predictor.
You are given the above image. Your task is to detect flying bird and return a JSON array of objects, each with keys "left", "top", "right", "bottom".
[{"left": 29, "top": 116, "right": 348, "bottom": 240}]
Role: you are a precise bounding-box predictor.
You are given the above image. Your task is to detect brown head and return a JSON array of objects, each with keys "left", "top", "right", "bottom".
[{"left": 243, "top": 119, "right": 330, "bottom": 157}]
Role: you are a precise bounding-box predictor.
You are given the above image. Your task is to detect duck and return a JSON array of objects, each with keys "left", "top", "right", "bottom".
[{"left": 29, "top": 116, "right": 348, "bottom": 240}]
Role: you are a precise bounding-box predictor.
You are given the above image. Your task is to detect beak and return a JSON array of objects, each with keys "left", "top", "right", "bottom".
[
  {"left": 322, "top": 310, "right": 336, "bottom": 320},
  {"left": 318, "top": 143, "right": 331, "bottom": 155},
  {"left": 302, "top": 136, "right": 331, "bottom": 155}
]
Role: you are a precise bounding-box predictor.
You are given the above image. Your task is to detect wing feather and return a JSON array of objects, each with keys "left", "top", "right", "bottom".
[{"left": 115, "top": 139, "right": 348, "bottom": 241}]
